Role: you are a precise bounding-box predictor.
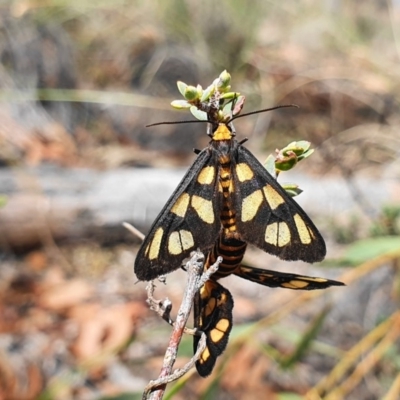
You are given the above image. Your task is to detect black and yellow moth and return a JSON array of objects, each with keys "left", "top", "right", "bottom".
[
  {"left": 134, "top": 120, "right": 327, "bottom": 281},
  {"left": 194, "top": 235, "right": 344, "bottom": 377},
  {"left": 133, "top": 81, "right": 344, "bottom": 377}
]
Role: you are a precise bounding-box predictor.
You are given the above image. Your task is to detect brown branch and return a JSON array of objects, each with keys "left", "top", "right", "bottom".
[
  {"left": 142, "top": 252, "right": 222, "bottom": 400},
  {"left": 146, "top": 280, "right": 174, "bottom": 326},
  {"left": 143, "top": 332, "right": 207, "bottom": 398},
  {"left": 145, "top": 256, "right": 222, "bottom": 334}
]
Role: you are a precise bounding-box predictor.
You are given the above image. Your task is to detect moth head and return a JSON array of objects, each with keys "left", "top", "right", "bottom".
[{"left": 207, "top": 121, "right": 236, "bottom": 139}]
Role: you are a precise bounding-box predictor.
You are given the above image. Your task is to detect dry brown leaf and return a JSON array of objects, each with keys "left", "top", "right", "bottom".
[
  {"left": 222, "top": 344, "right": 269, "bottom": 389},
  {"left": 25, "top": 364, "right": 44, "bottom": 400},
  {"left": 220, "top": 344, "right": 277, "bottom": 399},
  {"left": 71, "top": 302, "right": 147, "bottom": 363},
  {"left": 0, "top": 361, "right": 43, "bottom": 400},
  {"left": 24, "top": 251, "right": 48, "bottom": 272},
  {"left": 39, "top": 279, "right": 93, "bottom": 310}
]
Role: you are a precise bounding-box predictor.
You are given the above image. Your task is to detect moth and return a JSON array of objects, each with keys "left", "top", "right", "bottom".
[
  {"left": 134, "top": 90, "right": 344, "bottom": 377},
  {"left": 134, "top": 109, "right": 327, "bottom": 281},
  {"left": 194, "top": 234, "right": 344, "bottom": 377}
]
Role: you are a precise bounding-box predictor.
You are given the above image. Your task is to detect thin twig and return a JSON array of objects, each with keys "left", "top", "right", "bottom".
[
  {"left": 146, "top": 280, "right": 197, "bottom": 335},
  {"left": 144, "top": 251, "right": 204, "bottom": 399},
  {"left": 123, "top": 221, "right": 145, "bottom": 240},
  {"left": 143, "top": 252, "right": 222, "bottom": 400},
  {"left": 143, "top": 333, "right": 207, "bottom": 398},
  {"left": 198, "top": 256, "right": 221, "bottom": 288},
  {"left": 146, "top": 280, "right": 174, "bottom": 325},
  {"left": 145, "top": 256, "right": 222, "bottom": 335}
]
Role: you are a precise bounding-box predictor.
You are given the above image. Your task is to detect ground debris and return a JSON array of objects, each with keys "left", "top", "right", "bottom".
[{"left": 0, "top": 249, "right": 148, "bottom": 399}]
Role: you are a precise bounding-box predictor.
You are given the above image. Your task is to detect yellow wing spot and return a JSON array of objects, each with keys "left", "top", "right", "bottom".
[
  {"left": 263, "top": 186, "right": 285, "bottom": 210},
  {"left": 191, "top": 195, "right": 215, "bottom": 224},
  {"left": 197, "top": 166, "right": 215, "bottom": 185},
  {"left": 282, "top": 280, "right": 310, "bottom": 289},
  {"left": 277, "top": 221, "right": 291, "bottom": 247},
  {"left": 179, "top": 230, "right": 194, "bottom": 250},
  {"left": 171, "top": 193, "right": 190, "bottom": 217},
  {"left": 265, "top": 222, "right": 291, "bottom": 247},
  {"left": 217, "top": 292, "right": 228, "bottom": 306},
  {"left": 204, "top": 297, "right": 217, "bottom": 318},
  {"left": 241, "top": 190, "right": 263, "bottom": 222},
  {"left": 294, "top": 214, "right": 312, "bottom": 244},
  {"left": 216, "top": 318, "right": 230, "bottom": 332},
  {"left": 265, "top": 223, "right": 278, "bottom": 245},
  {"left": 168, "top": 230, "right": 194, "bottom": 255},
  {"left": 236, "top": 163, "right": 254, "bottom": 182},
  {"left": 200, "top": 284, "right": 212, "bottom": 300},
  {"left": 200, "top": 347, "right": 210, "bottom": 363},
  {"left": 209, "top": 318, "right": 230, "bottom": 344},
  {"left": 210, "top": 327, "right": 225, "bottom": 343},
  {"left": 148, "top": 227, "right": 164, "bottom": 260}
]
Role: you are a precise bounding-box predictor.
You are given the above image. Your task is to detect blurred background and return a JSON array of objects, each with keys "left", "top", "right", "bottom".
[{"left": 0, "top": 1, "right": 399, "bottom": 399}]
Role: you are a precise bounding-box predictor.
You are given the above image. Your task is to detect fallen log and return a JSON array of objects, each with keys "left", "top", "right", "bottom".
[
  {"left": 0, "top": 165, "right": 396, "bottom": 250},
  {"left": 0, "top": 166, "right": 183, "bottom": 250}
]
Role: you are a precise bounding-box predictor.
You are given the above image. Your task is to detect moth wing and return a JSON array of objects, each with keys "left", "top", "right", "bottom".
[
  {"left": 134, "top": 149, "right": 222, "bottom": 281},
  {"left": 233, "top": 145, "right": 326, "bottom": 262},
  {"left": 234, "top": 264, "right": 344, "bottom": 290},
  {"left": 194, "top": 280, "right": 233, "bottom": 377}
]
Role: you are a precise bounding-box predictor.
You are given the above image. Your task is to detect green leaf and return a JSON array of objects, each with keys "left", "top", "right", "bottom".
[
  {"left": 220, "top": 91, "right": 240, "bottom": 100},
  {"left": 264, "top": 154, "right": 277, "bottom": 177},
  {"left": 201, "top": 84, "right": 214, "bottom": 101},
  {"left": 297, "top": 148, "right": 314, "bottom": 161},
  {"left": 171, "top": 100, "right": 191, "bottom": 109},
  {"left": 281, "top": 140, "right": 311, "bottom": 156},
  {"left": 281, "top": 183, "right": 303, "bottom": 197},
  {"left": 190, "top": 106, "right": 208, "bottom": 121},
  {"left": 275, "top": 152, "right": 298, "bottom": 171},
  {"left": 280, "top": 307, "right": 329, "bottom": 369},
  {"left": 177, "top": 81, "right": 188, "bottom": 97},
  {"left": 293, "top": 140, "right": 310, "bottom": 150},
  {"left": 184, "top": 85, "right": 199, "bottom": 101},
  {"left": 196, "top": 84, "right": 203, "bottom": 99},
  {"left": 217, "top": 70, "right": 231, "bottom": 90},
  {"left": 341, "top": 236, "right": 400, "bottom": 265}
]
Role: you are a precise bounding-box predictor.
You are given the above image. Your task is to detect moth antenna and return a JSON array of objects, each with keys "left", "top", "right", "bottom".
[
  {"left": 228, "top": 104, "right": 299, "bottom": 123},
  {"left": 146, "top": 119, "right": 210, "bottom": 128}
]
